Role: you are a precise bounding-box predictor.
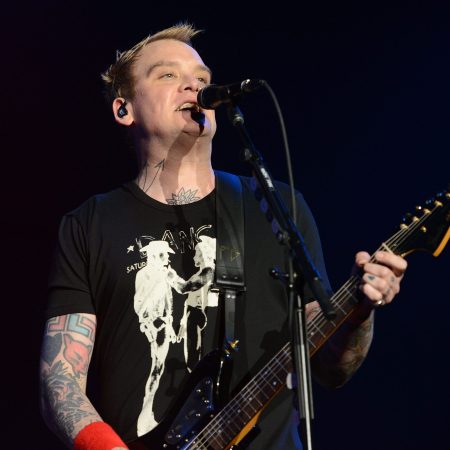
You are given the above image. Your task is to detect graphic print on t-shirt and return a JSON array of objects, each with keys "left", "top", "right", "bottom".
[{"left": 133, "top": 231, "right": 218, "bottom": 436}]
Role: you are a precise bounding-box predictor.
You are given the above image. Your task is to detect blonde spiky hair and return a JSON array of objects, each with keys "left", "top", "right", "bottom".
[{"left": 101, "top": 22, "right": 202, "bottom": 105}]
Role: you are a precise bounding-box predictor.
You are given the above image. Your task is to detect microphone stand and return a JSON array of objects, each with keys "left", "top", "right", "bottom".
[{"left": 226, "top": 104, "right": 336, "bottom": 450}]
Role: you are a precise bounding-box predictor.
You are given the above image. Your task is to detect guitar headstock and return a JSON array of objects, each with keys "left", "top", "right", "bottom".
[{"left": 394, "top": 187, "right": 450, "bottom": 258}]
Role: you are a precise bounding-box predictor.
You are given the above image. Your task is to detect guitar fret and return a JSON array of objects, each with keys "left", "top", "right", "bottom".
[
  {"left": 206, "top": 430, "right": 227, "bottom": 449},
  {"left": 253, "top": 380, "right": 271, "bottom": 400},
  {"left": 224, "top": 416, "right": 241, "bottom": 434},
  {"left": 309, "top": 320, "right": 326, "bottom": 337},
  {"left": 259, "top": 371, "right": 280, "bottom": 397},
  {"left": 189, "top": 440, "right": 207, "bottom": 450},
  {"left": 343, "top": 286, "right": 359, "bottom": 306},
  {"left": 246, "top": 402, "right": 258, "bottom": 413},
  {"left": 234, "top": 403, "right": 252, "bottom": 419},
  {"left": 243, "top": 380, "right": 266, "bottom": 407},
  {"left": 381, "top": 242, "right": 394, "bottom": 253},
  {"left": 334, "top": 298, "right": 349, "bottom": 314},
  {"left": 270, "top": 357, "right": 286, "bottom": 380}
]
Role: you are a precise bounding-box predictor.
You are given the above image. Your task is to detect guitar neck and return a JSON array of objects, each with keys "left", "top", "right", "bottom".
[{"left": 184, "top": 195, "right": 450, "bottom": 449}]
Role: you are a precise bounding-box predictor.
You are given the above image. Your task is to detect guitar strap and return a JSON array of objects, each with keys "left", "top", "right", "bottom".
[{"left": 213, "top": 170, "right": 246, "bottom": 355}]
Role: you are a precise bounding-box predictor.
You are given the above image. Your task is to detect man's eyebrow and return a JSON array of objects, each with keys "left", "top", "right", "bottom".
[
  {"left": 145, "top": 60, "right": 213, "bottom": 78},
  {"left": 197, "top": 64, "right": 213, "bottom": 78}
]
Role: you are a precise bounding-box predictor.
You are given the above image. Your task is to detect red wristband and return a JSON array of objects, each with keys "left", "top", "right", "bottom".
[{"left": 73, "top": 421, "right": 128, "bottom": 450}]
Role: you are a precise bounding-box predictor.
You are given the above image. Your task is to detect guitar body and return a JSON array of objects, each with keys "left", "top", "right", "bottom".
[{"left": 129, "top": 350, "right": 226, "bottom": 450}]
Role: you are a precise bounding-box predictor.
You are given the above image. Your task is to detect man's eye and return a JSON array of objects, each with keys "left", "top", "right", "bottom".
[
  {"left": 197, "top": 77, "right": 209, "bottom": 84},
  {"left": 161, "top": 73, "right": 174, "bottom": 79}
]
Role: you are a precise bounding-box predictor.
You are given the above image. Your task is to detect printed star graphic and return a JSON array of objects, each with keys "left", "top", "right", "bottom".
[{"left": 127, "top": 245, "right": 134, "bottom": 253}]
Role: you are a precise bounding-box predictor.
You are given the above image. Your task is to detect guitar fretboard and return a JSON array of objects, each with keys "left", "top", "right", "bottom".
[{"left": 184, "top": 196, "right": 448, "bottom": 449}]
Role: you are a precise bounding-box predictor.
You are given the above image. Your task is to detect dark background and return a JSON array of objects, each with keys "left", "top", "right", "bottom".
[{"left": 4, "top": 1, "right": 450, "bottom": 449}]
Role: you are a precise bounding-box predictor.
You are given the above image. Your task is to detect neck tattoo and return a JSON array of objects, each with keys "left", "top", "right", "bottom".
[
  {"left": 166, "top": 187, "right": 201, "bottom": 205},
  {"left": 140, "top": 159, "right": 165, "bottom": 193}
]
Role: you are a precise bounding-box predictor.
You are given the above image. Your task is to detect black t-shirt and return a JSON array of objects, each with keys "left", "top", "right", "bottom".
[{"left": 45, "top": 175, "right": 331, "bottom": 448}]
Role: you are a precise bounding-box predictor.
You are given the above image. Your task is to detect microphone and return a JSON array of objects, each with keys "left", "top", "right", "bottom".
[{"left": 197, "top": 79, "right": 265, "bottom": 109}]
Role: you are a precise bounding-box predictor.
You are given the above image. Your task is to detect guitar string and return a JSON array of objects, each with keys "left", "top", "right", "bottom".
[
  {"left": 187, "top": 345, "right": 291, "bottom": 449},
  {"left": 190, "top": 210, "right": 429, "bottom": 449},
  {"left": 187, "top": 353, "right": 291, "bottom": 449},
  {"left": 185, "top": 345, "right": 292, "bottom": 449},
  {"left": 185, "top": 213, "right": 425, "bottom": 449},
  {"left": 184, "top": 203, "right": 441, "bottom": 448},
  {"left": 307, "top": 206, "right": 433, "bottom": 334}
]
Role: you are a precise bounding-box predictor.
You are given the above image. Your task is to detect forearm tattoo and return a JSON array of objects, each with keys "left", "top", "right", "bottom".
[
  {"left": 332, "top": 316, "right": 374, "bottom": 375},
  {"left": 311, "top": 308, "right": 374, "bottom": 387},
  {"left": 41, "top": 361, "right": 97, "bottom": 438},
  {"left": 40, "top": 314, "right": 101, "bottom": 445}
]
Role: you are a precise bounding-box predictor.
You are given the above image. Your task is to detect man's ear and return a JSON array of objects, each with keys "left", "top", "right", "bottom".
[{"left": 112, "top": 98, "right": 134, "bottom": 126}]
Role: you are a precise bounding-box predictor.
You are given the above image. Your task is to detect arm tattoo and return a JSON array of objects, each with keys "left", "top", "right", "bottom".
[
  {"left": 41, "top": 314, "right": 101, "bottom": 445},
  {"left": 166, "top": 187, "right": 201, "bottom": 205},
  {"left": 312, "top": 312, "right": 374, "bottom": 387},
  {"left": 46, "top": 314, "right": 95, "bottom": 340},
  {"left": 41, "top": 361, "right": 98, "bottom": 437},
  {"left": 333, "top": 318, "right": 374, "bottom": 374}
]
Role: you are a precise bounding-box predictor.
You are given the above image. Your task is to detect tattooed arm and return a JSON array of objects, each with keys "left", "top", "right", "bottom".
[
  {"left": 309, "top": 251, "right": 407, "bottom": 388},
  {"left": 39, "top": 313, "right": 127, "bottom": 449},
  {"left": 309, "top": 301, "right": 374, "bottom": 388}
]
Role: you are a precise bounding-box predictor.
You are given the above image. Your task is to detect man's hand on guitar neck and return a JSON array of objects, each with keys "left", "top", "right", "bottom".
[
  {"left": 310, "top": 250, "right": 407, "bottom": 388},
  {"left": 355, "top": 250, "right": 408, "bottom": 310}
]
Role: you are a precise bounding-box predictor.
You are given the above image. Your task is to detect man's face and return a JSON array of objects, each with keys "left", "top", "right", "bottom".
[
  {"left": 158, "top": 251, "right": 169, "bottom": 267},
  {"left": 129, "top": 39, "right": 216, "bottom": 141}
]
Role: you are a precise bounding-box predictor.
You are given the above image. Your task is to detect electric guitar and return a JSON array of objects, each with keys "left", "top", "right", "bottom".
[{"left": 129, "top": 188, "right": 450, "bottom": 450}]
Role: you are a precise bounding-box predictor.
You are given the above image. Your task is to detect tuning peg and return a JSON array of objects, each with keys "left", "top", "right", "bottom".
[{"left": 415, "top": 205, "right": 431, "bottom": 215}]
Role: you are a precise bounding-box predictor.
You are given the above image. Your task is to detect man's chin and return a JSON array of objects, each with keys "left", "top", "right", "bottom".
[{"left": 182, "top": 124, "right": 210, "bottom": 138}]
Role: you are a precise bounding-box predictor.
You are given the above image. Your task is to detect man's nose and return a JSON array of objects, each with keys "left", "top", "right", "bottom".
[{"left": 182, "top": 76, "right": 201, "bottom": 92}]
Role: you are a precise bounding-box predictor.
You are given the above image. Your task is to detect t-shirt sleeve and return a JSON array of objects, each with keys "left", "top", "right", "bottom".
[{"left": 45, "top": 213, "right": 96, "bottom": 320}]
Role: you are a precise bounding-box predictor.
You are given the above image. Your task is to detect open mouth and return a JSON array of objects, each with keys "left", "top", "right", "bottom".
[
  {"left": 176, "top": 102, "right": 201, "bottom": 113},
  {"left": 176, "top": 102, "right": 205, "bottom": 126}
]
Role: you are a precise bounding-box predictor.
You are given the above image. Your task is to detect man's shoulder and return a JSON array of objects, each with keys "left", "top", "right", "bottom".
[
  {"left": 64, "top": 182, "right": 133, "bottom": 221},
  {"left": 219, "top": 171, "right": 305, "bottom": 203}
]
